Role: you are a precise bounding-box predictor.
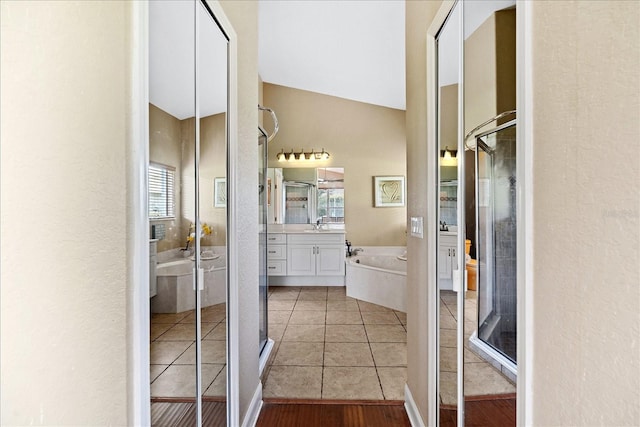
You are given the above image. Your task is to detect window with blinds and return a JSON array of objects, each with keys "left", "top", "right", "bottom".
[{"left": 149, "top": 163, "right": 175, "bottom": 219}]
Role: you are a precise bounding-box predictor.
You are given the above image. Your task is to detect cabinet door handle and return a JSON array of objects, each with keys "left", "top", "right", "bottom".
[
  {"left": 268, "top": 250, "right": 276, "bottom": 254},
  {"left": 452, "top": 249, "right": 456, "bottom": 257},
  {"left": 448, "top": 248, "right": 451, "bottom": 256}
]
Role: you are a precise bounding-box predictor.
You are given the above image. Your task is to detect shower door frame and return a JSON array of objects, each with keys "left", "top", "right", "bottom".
[{"left": 471, "top": 120, "right": 518, "bottom": 376}]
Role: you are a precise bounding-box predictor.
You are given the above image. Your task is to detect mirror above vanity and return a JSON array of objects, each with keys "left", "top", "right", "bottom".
[{"left": 267, "top": 167, "right": 344, "bottom": 226}]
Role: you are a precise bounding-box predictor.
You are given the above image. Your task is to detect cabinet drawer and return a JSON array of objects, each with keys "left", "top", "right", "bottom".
[
  {"left": 287, "top": 233, "right": 345, "bottom": 244},
  {"left": 267, "top": 261, "right": 287, "bottom": 276},
  {"left": 267, "top": 245, "right": 286, "bottom": 260},
  {"left": 267, "top": 234, "right": 286, "bottom": 244}
]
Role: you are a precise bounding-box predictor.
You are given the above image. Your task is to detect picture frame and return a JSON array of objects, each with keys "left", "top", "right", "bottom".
[
  {"left": 214, "top": 177, "right": 227, "bottom": 208},
  {"left": 373, "top": 175, "right": 405, "bottom": 207}
]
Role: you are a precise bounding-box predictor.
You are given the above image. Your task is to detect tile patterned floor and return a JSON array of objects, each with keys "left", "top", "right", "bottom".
[
  {"left": 263, "top": 286, "right": 408, "bottom": 401},
  {"left": 439, "top": 290, "right": 516, "bottom": 406},
  {"left": 149, "top": 303, "right": 227, "bottom": 398},
  {"left": 148, "top": 287, "right": 514, "bottom": 404}
]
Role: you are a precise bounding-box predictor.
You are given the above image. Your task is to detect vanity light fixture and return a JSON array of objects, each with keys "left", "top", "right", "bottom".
[
  {"left": 441, "top": 146, "right": 457, "bottom": 167},
  {"left": 275, "top": 148, "right": 331, "bottom": 162}
]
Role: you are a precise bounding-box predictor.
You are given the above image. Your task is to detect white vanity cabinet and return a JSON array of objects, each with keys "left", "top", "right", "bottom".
[
  {"left": 266, "top": 233, "right": 287, "bottom": 276},
  {"left": 149, "top": 240, "right": 158, "bottom": 298},
  {"left": 438, "top": 233, "right": 458, "bottom": 290},
  {"left": 287, "top": 233, "right": 346, "bottom": 277}
]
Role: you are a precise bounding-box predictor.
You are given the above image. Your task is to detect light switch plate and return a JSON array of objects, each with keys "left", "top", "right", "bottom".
[{"left": 410, "top": 216, "right": 423, "bottom": 238}]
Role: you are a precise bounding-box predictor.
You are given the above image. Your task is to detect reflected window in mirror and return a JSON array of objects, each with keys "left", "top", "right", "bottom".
[{"left": 317, "top": 167, "right": 344, "bottom": 224}]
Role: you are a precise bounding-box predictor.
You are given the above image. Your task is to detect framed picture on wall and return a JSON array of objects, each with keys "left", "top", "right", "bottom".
[
  {"left": 373, "top": 175, "right": 405, "bottom": 207},
  {"left": 214, "top": 177, "right": 226, "bottom": 208}
]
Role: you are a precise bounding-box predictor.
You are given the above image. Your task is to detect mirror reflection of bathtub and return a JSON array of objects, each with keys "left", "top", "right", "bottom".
[
  {"left": 345, "top": 247, "right": 406, "bottom": 312},
  {"left": 152, "top": 249, "right": 227, "bottom": 314}
]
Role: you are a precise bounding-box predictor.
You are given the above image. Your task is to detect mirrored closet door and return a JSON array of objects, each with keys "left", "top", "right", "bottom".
[
  {"left": 434, "top": 1, "right": 518, "bottom": 425},
  {"left": 149, "top": 1, "right": 229, "bottom": 425}
]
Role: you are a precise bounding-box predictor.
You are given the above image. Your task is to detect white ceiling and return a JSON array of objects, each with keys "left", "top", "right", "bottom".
[
  {"left": 149, "top": 1, "right": 227, "bottom": 120},
  {"left": 258, "top": 0, "right": 406, "bottom": 110}
]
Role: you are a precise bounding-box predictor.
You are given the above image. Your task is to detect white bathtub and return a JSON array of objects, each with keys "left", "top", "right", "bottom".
[
  {"left": 152, "top": 256, "right": 226, "bottom": 314},
  {"left": 345, "top": 249, "right": 407, "bottom": 312}
]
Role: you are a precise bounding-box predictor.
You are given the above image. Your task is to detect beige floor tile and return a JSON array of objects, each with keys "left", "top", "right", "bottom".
[
  {"left": 272, "top": 342, "right": 324, "bottom": 366},
  {"left": 174, "top": 340, "right": 226, "bottom": 364},
  {"left": 440, "top": 328, "right": 457, "bottom": 348},
  {"left": 150, "top": 323, "right": 174, "bottom": 341},
  {"left": 370, "top": 343, "right": 406, "bottom": 367},
  {"left": 297, "top": 291, "right": 328, "bottom": 301},
  {"left": 150, "top": 341, "right": 192, "bottom": 364},
  {"left": 294, "top": 300, "right": 327, "bottom": 311},
  {"left": 394, "top": 311, "right": 407, "bottom": 324},
  {"left": 268, "top": 300, "right": 296, "bottom": 311},
  {"left": 358, "top": 301, "right": 393, "bottom": 312},
  {"left": 263, "top": 366, "right": 322, "bottom": 399},
  {"left": 324, "top": 325, "right": 367, "bottom": 342},
  {"left": 326, "top": 299, "right": 360, "bottom": 311},
  {"left": 267, "top": 323, "right": 286, "bottom": 341},
  {"left": 268, "top": 310, "right": 292, "bottom": 324},
  {"left": 326, "top": 287, "right": 348, "bottom": 299},
  {"left": 439, "top": 346, "right": 457, "bottom": 372},
  {"left": 365, "top": 325, "right": 407, "bottom": 343},
  {"left": 288, "top": 310, "right": 326, "bottom": 325},
  {"left": 440, "top": 313, "right": 457, "bottom": 330},
  {"left": 202, "top": 303, "right": 226, "bottom": 314},
  {"left": 179, "top": 311, "right": 225, "bottom": 324},
  {"left": 151, "top": 311, "right": 191, "bottom": 324},
  {"left": 324, "top": 342, "right": 374, "bottom": 367},
  {"left": 203, "top": 365, "right": 227, "bottom": 397},
  {"left": 269, "top": 291, "right": 300, "bottom": 301},
  {"left": 464, "top": 348, "right": 484, "bottom": 363},
  {"left": 439, "top": 371, "right": 458, "bottom": 406},
  {"left": 464, "top": 363, "right": 516, "bottom": 397},
  {"left": 361, "top": 312, "right": 401, "bottom": 325},
  {"left": 150, "top": 364, "right": 221, "bottom": 398},
  {"left": 322, "top": 367, "right": 383, "bottom": 400},
  {"left": 282, "top": 324, "right": 325, "bottom": 342},
  {"left": 326, "top": 311, "right": 362, "bottom": 325},
  {"left": 155, "top": 323, "right": 215, "bottom": 341},
  {"left": 150, "top": 364, "right": 168, "bottom": 382},
  {"left": 377, "top": 367, "right": 407, "bottom": 400},
  {"left": 204, "top": 322, "right": 226, "bottom": 341}
]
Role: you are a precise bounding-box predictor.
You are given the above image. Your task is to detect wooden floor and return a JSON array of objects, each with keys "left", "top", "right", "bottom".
[
  {"left": 257, "top": 399, "right": 411, "bottom": 427},
  {"left": 440, "top": 397, "right": 516, "bottom": 427},
  {"left": 151, "top": 396, "right": 515, "bottom": 426}
]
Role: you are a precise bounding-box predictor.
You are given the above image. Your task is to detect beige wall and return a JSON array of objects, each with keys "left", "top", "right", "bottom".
[
  {"left": 180, "top": 113, "right": 228, "bottom": 247},
  {"left": 149, "top": 107, "right": 227, "bottom": 250},
  {"left": 149, "top": 104, "right": 184, "bottom": 252},
  {"left": 219, "top": 1, "right": 261, "bottom": 422},
  {"left": 405, "top": 0, "right": 443, "bottom": 422},
  {"left": 464, "top": 9, "right": 516, "bottom": 135},
  {"left": 0, "top": 1, "right": 130, "bottom": 424},
  {"left": 263, "top": 83, "right": 407, "bottom": 246},
  {"left": 530, "top": 1, "right": 639, "bottom": 425}
]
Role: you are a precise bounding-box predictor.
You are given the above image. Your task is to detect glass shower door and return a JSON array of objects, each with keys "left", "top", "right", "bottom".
[
  {"left": 476, "top": 121, "right": 517, "bottom": 364},
  {"left": 258, "top": 128, "right": 268, "bottom": 353}
]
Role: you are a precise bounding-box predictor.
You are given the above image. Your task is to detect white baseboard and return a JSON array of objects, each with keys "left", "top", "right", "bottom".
[
  {"left": 404, "top": 384, "right": 426, "bottom": 427},
  {"left": 259, "top": 338, "right": 274, "bottom": 377},
  {"left": 241, "top": 382, "right": 263, "bottom": 427}
]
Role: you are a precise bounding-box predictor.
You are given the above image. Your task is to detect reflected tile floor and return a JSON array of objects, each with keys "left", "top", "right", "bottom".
[
  {"left": 262, "top": 286, "right": 407, "bottom": 401},
  {"left": 439, "top": 290, "right": 516, "bottom": 406},
  {"left": 150, "top": 303, "right": 227, "bottom": 398}
]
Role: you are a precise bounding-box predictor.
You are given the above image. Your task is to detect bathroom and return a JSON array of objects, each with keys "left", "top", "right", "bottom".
[{"left": 146, "top": 0, "right": 516, "bottom": 417}]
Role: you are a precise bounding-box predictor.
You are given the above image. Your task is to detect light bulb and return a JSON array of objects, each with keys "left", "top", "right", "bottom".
[
  {"left": 299, "top": 150, "right": 306, "bottom": 161},
  {"left": 277, "top": 150, "right": 285, "bottom": 162},
  {"left": 288, "top": 150, "right": 296, "bottom": 161}
]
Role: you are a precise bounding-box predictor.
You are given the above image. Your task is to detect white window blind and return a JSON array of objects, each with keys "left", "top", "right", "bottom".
[{"left": 149, "top": 163, "right": 175, "bottom": 219}]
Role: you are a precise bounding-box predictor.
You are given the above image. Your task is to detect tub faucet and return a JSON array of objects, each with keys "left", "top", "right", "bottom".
[
  {"left": 346, "top": 240, "right": 352, "bottom": 257},
  {"left": 352, "top": 248, "right": 364, "bottom": 256}
]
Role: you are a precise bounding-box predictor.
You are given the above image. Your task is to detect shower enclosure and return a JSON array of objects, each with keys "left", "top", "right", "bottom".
[{"left": 471, "top": 119, "right": 518, "bottom": 373}]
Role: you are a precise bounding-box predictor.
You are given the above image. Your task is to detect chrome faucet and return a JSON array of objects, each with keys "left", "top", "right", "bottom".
[{"left": 352, "top": 247, "right": 364, "bottom": 256}]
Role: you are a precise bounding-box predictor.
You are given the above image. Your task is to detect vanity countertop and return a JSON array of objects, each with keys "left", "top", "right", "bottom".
[{"left": 439, "top": 231, "right": 457, "bottom": 236}]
